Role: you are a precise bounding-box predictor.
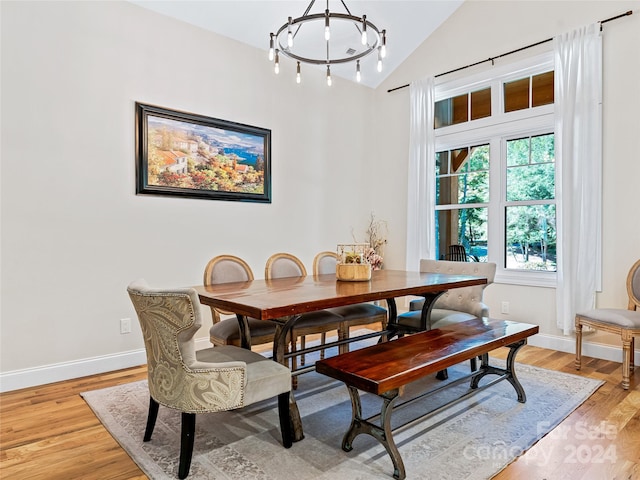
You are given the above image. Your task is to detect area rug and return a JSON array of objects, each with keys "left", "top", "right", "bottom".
[{"left": 82, "top": 346, "right": 603, "bottom": 480}]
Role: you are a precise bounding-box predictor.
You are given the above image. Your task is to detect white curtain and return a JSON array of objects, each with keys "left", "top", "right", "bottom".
[
  {"left": 554, "top": 23, "right": 603, "bottom": 334},
  {"left": 406, "top": 77, "right": 435, "bottom": 271}
]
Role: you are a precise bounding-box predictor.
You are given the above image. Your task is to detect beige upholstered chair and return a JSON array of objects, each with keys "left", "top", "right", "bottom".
[
  {"left": 575, "top": 259, "right": 640, "bottom": 390},
  {"left": 127, "top": 280, "right": 292, "bottom": 479},
  {"left": 313, "top": 251, "right": 388, "bottom": 349},
  {"left": 396, "top": 259, "right": 496, "bottom": 331},
  {"left": 265, "top": 253, "right": 345, "bottom": 385},
  {"left": 396, "top": 259, "right": 496, "bottom": 378},
  {"left": 204, "top": 255, "right": 279, "bottom": 349}
]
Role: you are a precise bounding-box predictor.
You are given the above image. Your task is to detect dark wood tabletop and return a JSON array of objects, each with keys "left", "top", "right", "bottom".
[{"left": 193, "top": 269, "right": 487, "bottom": 321}]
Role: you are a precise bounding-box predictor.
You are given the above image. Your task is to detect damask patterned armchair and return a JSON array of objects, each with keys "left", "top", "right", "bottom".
[{"left": 127, "top": 280, "right": 292, "bottom": 479}]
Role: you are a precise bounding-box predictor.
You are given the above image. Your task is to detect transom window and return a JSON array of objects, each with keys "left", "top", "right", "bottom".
[
  {"left": 434, "top": 87, "right": 492, "bottom": 128},
  {"left": 504, "top": 71, "right": 554, "bottom": 112}
]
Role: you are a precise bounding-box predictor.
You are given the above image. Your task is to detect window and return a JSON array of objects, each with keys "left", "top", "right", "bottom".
[
  {"left": 435, "top": 145, "right": 489, "bottom": 261},
  {"left": 504, "top": 71, "right": 554, "bottom": 112},
  {"left": 434, "top": 87, "right": 492, "bottom": 128},
  {"left": 505, "top": 134, "right": 556, "bottom": 271},
  {"left": 433, "top": 54, "right": 556, "bottom": 285}
]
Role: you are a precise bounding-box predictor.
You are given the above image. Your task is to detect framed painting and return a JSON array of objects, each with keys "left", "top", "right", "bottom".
[{"left": 135, "top": 103, "right": 271, "bottom": 203}]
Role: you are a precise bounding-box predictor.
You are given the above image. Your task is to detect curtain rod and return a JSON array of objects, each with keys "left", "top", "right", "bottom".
[{"left": 387, "top": 9, "right": 633, "bottom": 93}]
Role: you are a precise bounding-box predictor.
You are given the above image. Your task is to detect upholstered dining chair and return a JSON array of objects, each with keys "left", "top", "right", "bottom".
[
  {"left": 575, "top": 259, "right": 640, "bottom": 390},
  {"left": 395, "top": 259, "right": 496, "bottom": 378},
  {"left": 127, "top": 279, "right": 292, "bottom": 479},
  {"left": 397, "top": 259, "right": 497, "bottom": 332},
  {"left": 204, "top": 255, "right": 279, "bottom": 350},
  {"left": 265, "top": 252, "right": 345, "bottom": 386},
  {"left": 313, "top": 251, "right": 388, "bottom": 348}
]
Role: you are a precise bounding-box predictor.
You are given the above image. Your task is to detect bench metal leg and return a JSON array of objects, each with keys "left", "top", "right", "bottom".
[
  {"left": 470, "top": 340, "right": 527, "bottom": 403},
  {"left": 342, "top": 386, "right": 405, "bottom": 480},
  {"left": 435, "top": 369, "right": 448, "bottom": 380},
  {"left": 440, "top": 354, "right": 482, "bottom": 381}
]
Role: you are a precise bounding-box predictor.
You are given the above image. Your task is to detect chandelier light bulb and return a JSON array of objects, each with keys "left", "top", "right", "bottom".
[
  {"left": 326, "top": 65, "right": 332, "bottom": 86},
  {"left": 324, "top": 10, "right": 330, "bottom": 41},
  {"left": 268, "top": 33, "right": 274, "bottom": 61},
  {"left": 377, "top": 48, "right": 382, "bottom": 72},
  {"left": 274, "top": 50, "right": 280, "bottom": 74},
  {"left": 287, "top": 17, "right": 294, "bottom": 48},
  {"left": 380, "top": 30, "right": 387, "bottom": 58},
  {"left": 356, "top": 60, "right": 361, "bottom": 82},
  {"left": 296, "top": 62, "right": 301, "bottom": 84},
  {"left": 361, "top": 15, "right": 367, "bottom": 45}
]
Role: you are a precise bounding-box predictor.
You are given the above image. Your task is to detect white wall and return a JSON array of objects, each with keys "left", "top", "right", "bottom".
[
  {"left": 371, "top": 1, "right": 640, "bottom": 356},
  {"left": 0, "top": 1, "right": 377, "bottom": 389}
]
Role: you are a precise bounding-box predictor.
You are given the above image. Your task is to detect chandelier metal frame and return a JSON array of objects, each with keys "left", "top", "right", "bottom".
[{"left": 269, "top": 0, "right": 386, "bottom": 84}]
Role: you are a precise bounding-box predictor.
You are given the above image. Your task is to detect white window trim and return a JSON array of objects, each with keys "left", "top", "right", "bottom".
[{"left": 434, "top": 52, "right": 557, "bottom": 288}]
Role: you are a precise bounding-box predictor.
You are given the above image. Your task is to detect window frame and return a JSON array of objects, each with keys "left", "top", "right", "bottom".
[{"left": 433, "top": 53, "right": 556, "bottom": 287}]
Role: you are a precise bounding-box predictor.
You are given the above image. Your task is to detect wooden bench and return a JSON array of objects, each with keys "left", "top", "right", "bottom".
[{"left": 315, "top": 318, "right": 539, "bottom": 480}]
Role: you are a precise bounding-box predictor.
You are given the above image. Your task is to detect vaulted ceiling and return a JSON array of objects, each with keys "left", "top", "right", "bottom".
[{"left": 130, "top": 1, "right": 464, "bottom": 88}]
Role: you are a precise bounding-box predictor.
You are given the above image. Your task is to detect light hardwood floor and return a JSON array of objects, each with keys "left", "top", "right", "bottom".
[{"left": 1, "top": 344, "right": 638, "bottom": 479}]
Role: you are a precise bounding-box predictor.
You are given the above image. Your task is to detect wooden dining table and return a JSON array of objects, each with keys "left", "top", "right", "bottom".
[{"left": 193, "top": 269, "right": 487, "bottom": 441}]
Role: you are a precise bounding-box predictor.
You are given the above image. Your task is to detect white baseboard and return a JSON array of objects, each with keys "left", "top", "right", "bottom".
[
  {"left": 1, "top": 335, "right": 636, "bottom": 393},
  {"left": 0, "top": 337, "right": 211, "bottom": 393},
  {"left": 528, "top": 333, "right": 639, "bottom": 364}
]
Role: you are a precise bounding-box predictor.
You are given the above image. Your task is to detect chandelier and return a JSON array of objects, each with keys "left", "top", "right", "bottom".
[{"left": 268, "top": 0, "right": 387, "bottom": 86}]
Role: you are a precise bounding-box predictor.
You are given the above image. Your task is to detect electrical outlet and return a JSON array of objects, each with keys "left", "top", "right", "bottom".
[
  {"left": 501, "top": 301, "right": 510, "bottom": 314},
  {"left": 120, "top": 318, "right": 132, "bottom": 334}
]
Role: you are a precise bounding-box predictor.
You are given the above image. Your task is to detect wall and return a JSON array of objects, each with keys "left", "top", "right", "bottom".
[
  {"left": 371, "top": 0, "right": 640, "bottom": 357},
  {"left": 0, "top": 1, "right": 376, "bottom": 390}
]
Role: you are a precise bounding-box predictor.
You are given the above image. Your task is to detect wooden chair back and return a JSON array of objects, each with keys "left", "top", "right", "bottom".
[{"left": 265, "top": 252, "right": 307, "bottom": 279}]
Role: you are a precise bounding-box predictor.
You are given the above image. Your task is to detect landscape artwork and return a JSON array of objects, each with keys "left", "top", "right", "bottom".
[{"left": 135, "top": 103, "right": 271, "bottom": 202}]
